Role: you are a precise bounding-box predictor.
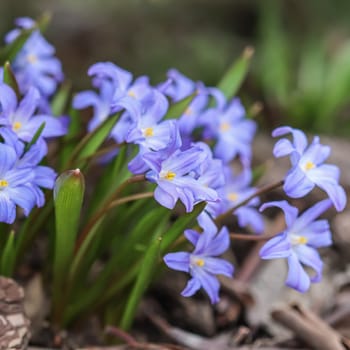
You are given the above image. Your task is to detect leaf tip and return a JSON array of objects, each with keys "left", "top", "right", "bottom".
[{"left": 243, "top": 46, "right": 255, "bottom": 60}]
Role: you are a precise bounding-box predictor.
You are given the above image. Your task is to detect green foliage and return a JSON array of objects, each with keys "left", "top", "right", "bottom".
[{"left": 255, "top": 0, "right": 350, "bottom": 135}]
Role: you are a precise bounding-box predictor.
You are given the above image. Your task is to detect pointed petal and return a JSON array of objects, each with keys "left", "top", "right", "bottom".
[
  {"left": 284, "top": 166, "right": 315, "bottom": 198},
  {"left": 0, "top": 194, "right": 16, "bottom": 224},
  {"left": 163, "top": 252, "right": 190, "bottom": 272},
  {"left": 260, "top": 200, "right": 298, "bottom": 227},
  {"left": 294, "top": 245, "right": 323, "bottom": 283},
  {"left": 181, "top": 277, "right": 201, "bottom": 298},
  {"left": 260, "top": 232, "right": 291, "bottom": 259},
  {"left": 184, "top": 229, "right": 200, "bottom": 246},
  {"left": 292, "top": 199, "right": 332, "bottom": 232},
  {"left": 285, "top": 253, "right": 311, "bottom": 292},
  {"left": 0, "top": 83, "right": 17, "bottom": 115},
  {"left": 154, "top": 184, "right": 178, "bottom": 209},
  {"left": 203, "top": 257, "right": 234, "bottom": 277}
]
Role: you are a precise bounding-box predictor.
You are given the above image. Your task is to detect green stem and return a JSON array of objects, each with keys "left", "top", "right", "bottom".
[
  {"left": 106, "top": 192, "right": 153, "bottom": 209},
  {"left": 75, "top": 175, "right": 146, "bottom": 251}
]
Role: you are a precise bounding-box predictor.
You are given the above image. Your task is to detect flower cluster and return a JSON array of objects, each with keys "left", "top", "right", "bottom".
[{"left": 0, "top": 17, "right": 347, "bottom": 310}]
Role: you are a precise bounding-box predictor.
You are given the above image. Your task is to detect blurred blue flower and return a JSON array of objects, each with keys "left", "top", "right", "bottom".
[
  {"left": 5, "top": 17, "right": 64, "bottom": 97},
  {"left": 164, "top": 214, "right": 233, "bottom": 303},
  {"left": 205, "top": 166, "right": 264, "bottom": 233},
  {"left": 273, "top": 126, "right": 347, "bottom": 211},
  {"left": 201, "top": 98, "right": 256, "bottom": 166},
  {"left": 164, "top": 69, "right": 226, "bottom": 138},
  {"left": 0, "top": 84, "right": 66, "bottom": 142},
  {"left": 260, "top": 199, "right": 333, "bottom": 292}
]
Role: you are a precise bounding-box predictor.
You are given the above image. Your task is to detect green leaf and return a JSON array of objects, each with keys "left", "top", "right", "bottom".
[
  {"left": 24, "top": 122, "right": 46, "bottom": 153},
  {"left": 0, "top": 28, "right": 34, "bottom": 64},
  {"left": 64, "top": 205, "right": 169, "bottom": 325},
  {"left": 120, "top": 201, "right": 205, "bottom": 330},
  {"left": 51, "top": 82, "right": 71, "bottom": 116},
  {"left": 120, "top": 233, "right": 162, "bottom": 330},
  {"left": 256, "top": 0, "right": 291, "bottom": 104},
  {"left": 160, "top": 202, "right": 206, "bottom": 253},
  {"left": 1, "top": 231, "right": 16, "bottom": 277},
  {"left": 217, "top": 47, "right": 254, "bottom": 99},
  {"left": 67, "top": 112, "right": 121, "bottom": 169},
  {"left": 52, "top": 169, "right": 85, "bottom": 324},
  {"left": 163, "top": 92, "right": 197, "bottom": 120},
  {"left": 3, "top": 62, "right": 20, "bottom": 98}
]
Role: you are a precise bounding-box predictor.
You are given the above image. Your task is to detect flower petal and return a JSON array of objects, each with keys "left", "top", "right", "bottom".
[
  {"left": 260, "top": 200, "right": 298, "bottom": 227},
  {"left": 285, "top": 253, "right": 310, "bottom": 292},
  {"left": 260, "top": 232, "right": 291, "bottom": 259},
  {"left": 294, "top": 245, "right": 323, "bottom": 283},
  {"left": 163, "top": 252, "right": 190, "bottom": 272},
  {"left": 203, "top": 257, "right": 234, "bottom": 277},
  {"left": 181, "top": 277, "right": 201, "bottom": 298}
]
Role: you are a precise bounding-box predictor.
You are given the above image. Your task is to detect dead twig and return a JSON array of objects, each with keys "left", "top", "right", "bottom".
[{"left": 271, "top": 303, "right": 348, "bottom": 350}]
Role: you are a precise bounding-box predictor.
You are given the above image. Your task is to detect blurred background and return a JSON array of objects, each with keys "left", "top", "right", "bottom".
[{"left": 1, "top": 0, "right": 350, "bottom": 135}]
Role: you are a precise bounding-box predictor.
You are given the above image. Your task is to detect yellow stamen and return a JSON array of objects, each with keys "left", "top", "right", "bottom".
[
  {"left": 297, "top": 236, "right": 308, "bottom": 244},
  {"left": 291, "top": 235, "right": 308, "bottom": 245},
  {"left": 27, "top": 54, "right": 37, "bottom": 64},
  {"left": 143, "top": 127, "right": 154, "bottom": 137},
  {"left": 12, "top": 122, "right": 22, "bottom": 131},
  {"left": 163, "top": 171, "right": 176, "bottom": 181},
  {"left": 220, "top": 122, "right": 231, "bottom": 132},
  {"left": 195, "top": 258, "right": 205, "bottom": 267},
  {"left": 128, "top": 90, "right": 136, "bottom": 98},
  {"left": 304, "top": 161, "right": 315, "bottom": 171},
  {"left": 228, "top": 192, "right": 238, "bottom": 201},
  {"left": 0, "top": 179, "right": 8, "bottom": 187}
]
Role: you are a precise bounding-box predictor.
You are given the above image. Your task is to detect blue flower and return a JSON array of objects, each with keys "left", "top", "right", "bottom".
[
  {"left": 0, "top": 141, "right": 36, "bottom": 223},
  {"left": 144, "top": 145, "right": 219, "bottom": 212},
  {"left": 164, "top": 215, "right": 233, "bottom": 303},
  {"left": 259, "top": 199, "right": 333, "bottom": 292},
  {"left": 201, "top": 98, "right": 256, "bottom": 166},
  {"left": 5, "top": 17, "right": 64, "bottom": 97},
  {"left": 164, "top": 69, "right": 226, "bottom": 138},
  {"left": 273, "top": 126, "right": 347, "bottom": 211},
  {"left": 74, "top": 62, "right": 155, "bottom": 144},
  {"left": 0, "top": 84, "right": 67, "bottom": 142},
  {"left": 0, "top": 127, "right": 56, "bottom": 212},
  {"left": 206, "top": 166, "right": 264, "bottom": 233}
]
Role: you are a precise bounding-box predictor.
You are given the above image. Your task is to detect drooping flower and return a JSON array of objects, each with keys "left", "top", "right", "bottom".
[
  {"left": 164, "top": 214, "right": 233, "bottom": 303},
  {"left": 5, "top": 17, "right": 64, "bottom": 97},
  {"left": 273, "top": 126, "right": 347, "bottom": 211},
  {"left": 0, "top": 83, "right": 66, "bottom": 142},
  {"left": 259, "top": 199, "right": 333, "bottom": 292}
]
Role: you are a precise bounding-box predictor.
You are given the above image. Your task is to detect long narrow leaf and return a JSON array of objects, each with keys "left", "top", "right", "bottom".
[
  {"left": 52, "top": 169, "right": 85, "bottom": 323},
  {"left": 217, "top": 47, "right": 254, "bottom": 99}
]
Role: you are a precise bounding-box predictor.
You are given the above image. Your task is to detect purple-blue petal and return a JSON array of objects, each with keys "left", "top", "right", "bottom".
[
  {"left": 163, "top": 252, "right": 190, "bottom": 272},
  {"left": 260, "top": 200, "right": 298, "bottom": 227},
  {"left": 284, "top": 166, "right": 315, "bottom": 198},
  {"left": 260, "top": 232, "right": 291, "bottom": 259},
  {"left": 285, "top": 253, "right": 311, "bottom": 292}
]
